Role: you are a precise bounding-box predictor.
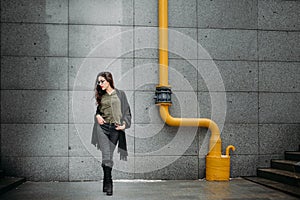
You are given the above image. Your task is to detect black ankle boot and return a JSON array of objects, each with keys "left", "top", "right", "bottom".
[
  {"left": 105, "top": 167, "right": 113, "bottom": 196},
  {"left": 102, "top": 164, "right": 107, "bottom": 193}
]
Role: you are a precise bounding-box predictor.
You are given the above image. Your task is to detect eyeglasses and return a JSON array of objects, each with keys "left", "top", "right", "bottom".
[{"left": 97, "top": 80, "right": 106, "bottom": 85}]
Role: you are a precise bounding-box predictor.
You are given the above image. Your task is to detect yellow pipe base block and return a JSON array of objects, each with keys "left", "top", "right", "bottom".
[{"left": 205, "top": 156, "right": 231, "bottom": 181}]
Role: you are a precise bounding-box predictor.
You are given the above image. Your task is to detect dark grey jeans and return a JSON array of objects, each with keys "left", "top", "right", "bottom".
[{"left": 99, "top": 123, "right": 120, "bottom": 168}]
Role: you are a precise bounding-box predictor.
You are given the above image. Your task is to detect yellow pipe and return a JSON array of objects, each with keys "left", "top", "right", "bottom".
[
  {"left": 157, "top": 0, "right": 235, "bottom": 181},
  {"left": 158, "top": 0, "right": 170, "bottom": 88}
]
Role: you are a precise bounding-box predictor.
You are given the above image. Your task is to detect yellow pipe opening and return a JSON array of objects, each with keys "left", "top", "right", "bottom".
[{"left": 157, "top": 0, "right": 235, "bottom": 181}]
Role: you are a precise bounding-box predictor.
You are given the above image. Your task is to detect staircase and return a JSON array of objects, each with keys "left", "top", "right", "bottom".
[
  {"left": 0, "top": 169, "right": 26, "bottom": 195},
  {"left": 245, "top": 145, "right": 300, "bottom": 198}
]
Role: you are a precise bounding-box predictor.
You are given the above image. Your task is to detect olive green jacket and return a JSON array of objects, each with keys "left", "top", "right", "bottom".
[{"left": 91, "top": 89, "right": 131, "bottom": 160}]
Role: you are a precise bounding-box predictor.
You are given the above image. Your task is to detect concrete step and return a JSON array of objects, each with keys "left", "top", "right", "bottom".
[
  {"left": 244, "top": 176, "right": 300, "bottom": 198},
  {"left": 257, "top": 168, "right": 300, "bottom": 187},
  {"left": 271, "top": 159, "right": 300, "bottom": 173},
  {"left": 285, "top": 151, "right": 300, "bottom": 161},
  {"left": 0, "top": 177, "right": 26, "bottom": 195}
]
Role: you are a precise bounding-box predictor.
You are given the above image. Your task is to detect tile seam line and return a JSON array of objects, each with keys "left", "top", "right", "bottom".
[
  {"left": 2, "top": 55, "right": 300, "bottom": 63},
  {"left": 2, "top": 22, "right": 300, "bottom": 32}
]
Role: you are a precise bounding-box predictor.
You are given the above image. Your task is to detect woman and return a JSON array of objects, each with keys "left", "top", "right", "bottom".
[{"left": 91, "top": 71, "right": 131, "bottom": 196}]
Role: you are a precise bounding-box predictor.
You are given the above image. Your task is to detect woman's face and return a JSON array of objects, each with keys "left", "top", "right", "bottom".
[{"left": 98, "top": 76, "right": 110, "bottom": 91}]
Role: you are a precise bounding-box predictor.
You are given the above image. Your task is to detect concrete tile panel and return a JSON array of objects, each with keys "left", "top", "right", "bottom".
[
  {"left": 134, "top": 27, "right": 158, "bottom": 58},
  {"left": 258, "top": 0, "right": 300, "bottom": 30},
  {"left": 134, "top": 0, "right": 197, "bottom": 27},
  {"left": 198, "top": 92, "right": 258, "bottom": 123},
  {"left": 169, "top": 28, "right": 197, "bottom": 59},
  {"left": 69, "top": 157, "right": 134, "bottom": 180},
  {"left": 134, "top": 0, "right": 157, "bottom": 26},
  {"left": 70, "top": 91, "right": 103, "bottom": 124},
  {"left": 258, "top": 31, "right": 300, "bottom": 61},
  {"left": 69, "top": 25, "right": 133, "bottom": 58},
  {"left": 259, "top": 124, "right": 300, "bottom": 155},
  {"left": 134, "top": 58, "right": 158, "bottom": 91},
  {"left": 134, "top": 91, "right": 161, "bottom": 124},
  {"left": 1, "top": 0, "right": 68, "bottom": 23},
  {"left": 259, "top": 93, "right": 300, "bottom": 123},
  {"left": 134, "top": 27, "right": 197, "bottom": 59},
  {"left": 1, "top": 23, "right": 68, "bottom": 56},
  {"left": 198, "top": 0, "right": 257, "bottom": 29},
  {"left": 135, "top": 124, "right": 199, "bottom": 156},
  {"left": 1, "top": 56, "right": 68, "bottom": 90},
  {"left": 1, "top": 90, "right": 68, "bottom": 123},
  {"left": 221, "top": 124, "right": 259, "bottom": 155},
  {"left": 1, "top": 156, "right": 68, "bottom": 181},
  {"left": 68, "top": 123, "right": 97, "bottom": 157},
  {"left": 198, "top": 29, "right": 257, "bottom": 60},
  {"left": 170, "top": 91, "right": 199, "bottom": 118},
  {"left": 69, "top": 157, "right": 101, "bottom": 181},
  {"left": 230, "top": 155, "right": 258, "bottom": 177},
  {"left": 198, "top": 60, "right": 258, "bottom": 92},
  {"left": 69, "top": 58, "right": 133, "bottom": 91},
  {"left": 69, "top": 0, "right": 133, "bottom": 25},
  {"left": 259, "top": 62, "right": 300, "bottom": 92},
  {"left": 134, "top": 156, "right": 198, "bottom": 179},
  {"left": 168, "top": 0, "right": 197, "bottom": 28},
  {"left": 198, "top": 156, "right": 205, "bottom": 179},
  {"left": 69, "top": 123, "right": 134, "bottom": 157},
  {"left": 1, "top": 124, "right": 68, "bottom": 157},
  {"left": 169, "top": 59, "right": 198, "bottom": 92},
  {"left": 258, "top": 154, "right": 283, "bottom": 168},
  {"left": 70, "top": 90, "right": 134, "bottom": 124},
  {"left": 198, "top": 127, "right": 210, "bottom": 157}
]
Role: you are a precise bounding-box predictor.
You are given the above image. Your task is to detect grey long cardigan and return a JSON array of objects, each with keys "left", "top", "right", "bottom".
[{"left": 91, "top": 89, "right": 132, "bottom": 160}]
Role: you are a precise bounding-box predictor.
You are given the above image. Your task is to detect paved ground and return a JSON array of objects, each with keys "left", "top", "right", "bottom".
[{"left": 0, "top": 178, "right": 299, "bottom": 200}]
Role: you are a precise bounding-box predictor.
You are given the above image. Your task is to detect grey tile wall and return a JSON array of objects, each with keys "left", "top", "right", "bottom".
[
  {"left": 259, "top": 62, "right": 300, "bottom": 92},
  {"left": 1, "top": 0, "right": 299, "bottom": 180},
  {"left": 69, "top": 25, "right": 133, "bottom": 58},
  {"left": 1, "top": 56, "right": 68, "bottom": 90},
  {"left": 2, "top": 156, "right": 68, "bottom": 181},
  {"left": 198, "top": 29, "right": 257, "bottom": 60},
  {"left": 134, "top": 155, "right": 198, "bottom": 179},
  {"left": 258, "top": 31, "right": 300, "bottom": 61},
  {"left": 198, "top": 92, "right": 258, "bottom": 123},
  {"left": 258, "top": 0, "right": 300, "bottom": 31},
  {"left": 1, "top": 124, "right": 68, "bottom": 156},
  {"left": 0, "top": 0, "right": 68, "bottom": 23},
  {"left": 1, "top": 23, "right": 68, "bottom": 56},
  {"left": 69, "top": 0, "right": 133, "bottom": 25},
  {"left": 259, "top": 93, "right": 300, "bottom": 123},
  {"left": 1, "top": 90, "right": 68, "bottom": 124},
  {"left": 198, "top": 60, "right": 258, "bottom": 92},
  {"left": 259, "top": 124, "right": 300, "bottom": 154},
  {"left": 198, "top": 0, "right": 258, "bottom": 29}
]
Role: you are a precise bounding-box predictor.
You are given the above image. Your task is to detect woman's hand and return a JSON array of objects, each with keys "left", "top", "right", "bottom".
[
  {"left": 115, "top": 124, "right": 125, "bottom": 130},
  {"left": 96, "top": 115, "right": 106, "bottom": 125}
]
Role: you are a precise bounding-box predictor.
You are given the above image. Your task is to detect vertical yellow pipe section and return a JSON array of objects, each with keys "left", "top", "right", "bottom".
[
  {"left": 157, "top": 0, "right": 235, "bottom": 181},
  {"left": 158, "top": 0, "right": 169, "bottom": 87}
]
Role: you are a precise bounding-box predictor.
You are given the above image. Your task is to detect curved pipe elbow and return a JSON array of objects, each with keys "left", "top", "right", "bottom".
[
  {"left": 226, "top": 145, "right": 235, "bottom": 156},
  {"left": 159, "top": 105, "right": 220, "bottom": 133}
]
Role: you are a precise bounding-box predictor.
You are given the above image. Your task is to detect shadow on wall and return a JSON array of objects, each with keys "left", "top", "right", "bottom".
[{"left": 0, "top": 0, "right": 68, "bottom": 181}]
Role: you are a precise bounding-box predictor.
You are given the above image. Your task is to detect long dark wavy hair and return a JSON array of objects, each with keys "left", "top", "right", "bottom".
[{"left": 94, "top": 71, "right": 115, "bottom": 105}]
